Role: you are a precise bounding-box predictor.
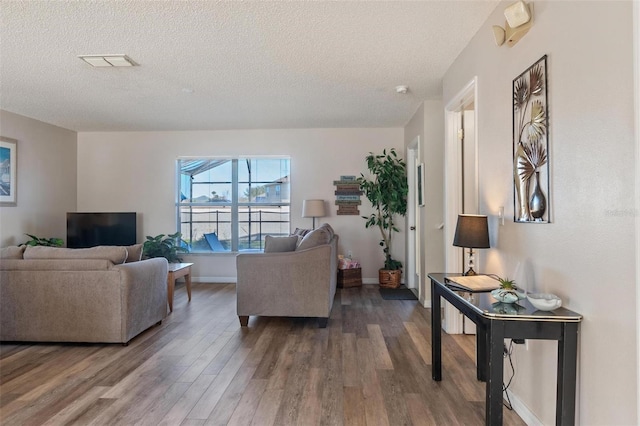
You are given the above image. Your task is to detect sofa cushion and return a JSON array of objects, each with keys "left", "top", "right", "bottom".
[
  {"left": 125, "top": 243, "right": 143, "bottom": 263},
  {"left": 318, "top": 223, "right": 335, "bottom": 240},
  {"left": 292, "top": 228, "right": 311, "bottom": 237},
  {"left": 0, "top": 246, "right": 25, "bottom": 259},
  {"left": 24, "top": 245, "right": 128, "bottom": 264},
  {"left": 296, "top": 226, "right": 332, "bottom": 251},
  {"left": 0, "top": 258, "right": 113, "bottom": 271},
  {"left": 264, "top": 235, "right": 299, "bottom": 253}
]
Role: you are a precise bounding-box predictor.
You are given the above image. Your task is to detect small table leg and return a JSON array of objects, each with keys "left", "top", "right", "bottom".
[
  {"left": 185, "top": 271, "right": 192, "bottom": 302},
  {"left": 486, "top": 320, "right": 504, "bottom": 426},
  {"left": 556, "top": 322, "right": 579, "bottom": 425},
  {"left": 476, "top": 323, "right": 488, "bottom": 382},
  {"left": 431, "top": 278, "right": 442, "bottom": 381},
  {"left": 167, "top": 272, "right": 175, "bottom": 313}
]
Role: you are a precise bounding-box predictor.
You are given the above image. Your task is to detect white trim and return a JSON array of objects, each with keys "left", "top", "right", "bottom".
[
  {"left": 193, "top": 277, "right": 237, "bottom": 283},
  {"left": 443, "top": 76, "right": 479, "bottom": 334},
  {"left": 505, "top": 389, "right": 543, "bottom": 426},
  {"left": 406, "top": 143, "right": 417, "bottom": 292},
  {"left": 634, "top": 1, "right": 640, "bottom": 423},
  {"left": 406, "top": 136, "right": 422, "bottom": 301}
]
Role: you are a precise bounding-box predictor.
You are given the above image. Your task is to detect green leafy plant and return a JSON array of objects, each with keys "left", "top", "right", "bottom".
[
  {"left": 357, "top": 148, "right": 408, "bottom": 271},
  {"left": 20, "top": 234, "right": 63, "bottom": 247},
  {"left": 498, "top": 277, "right": 516, "bottom": 290},
  {"left": 490, "top": 276, "right": 525, "bottom": 302},
  {"left": 143, "top": 232, "right": 188, "bottom": 263}
]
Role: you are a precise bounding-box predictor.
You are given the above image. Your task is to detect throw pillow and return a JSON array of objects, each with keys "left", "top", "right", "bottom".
[
  {"left": 292, "top": 228, "right": 311, "bottom": 237},
  {"left": 296, "top": 226, "right": 331, "bottom": 251},
  {"left": 24, "top": 245, "right": 128, "bottom": 264},
  {"left": 264, "top": 235, "right": 299, "bottom": 253},
  {"left": 125, "top": 243, "right": 144, "bottom": 263},
  {"left": 317, "top": 223, "right": 335, "bottom": 240},
  {"left": 0, "top": 245, "right": 25, "bottom": 259}
]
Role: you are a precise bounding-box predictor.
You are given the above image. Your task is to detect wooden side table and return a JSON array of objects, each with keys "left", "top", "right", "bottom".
[{"left": 167, "top": 262, "right": 194, "bottom": 312}]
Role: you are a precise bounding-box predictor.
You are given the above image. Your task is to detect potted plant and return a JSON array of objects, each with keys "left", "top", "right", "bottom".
[
  {"left": 357, "top": 148, "right": 408, "bottom": 288},
  {"left": 143, "top": 232, "right": 188, "bottom": 263},
  {"left": 19, "top": 234, "right": 64, "bottom": 247},
  {"left": 490, "top": 276, "right": 526, "bottom": 304}
]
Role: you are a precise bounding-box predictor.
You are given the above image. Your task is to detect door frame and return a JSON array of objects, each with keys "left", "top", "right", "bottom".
[
  {"left": 444, "top": 77, "right": 479, "bottom": 334},
  {"left": 633, "top": 1, "right": 639, "bottom": 421},
  {"left": 406, "top": 136, "right": 421, "bottom": 298}
]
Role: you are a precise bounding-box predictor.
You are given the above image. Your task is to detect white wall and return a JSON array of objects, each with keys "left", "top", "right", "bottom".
[
  {"left": 77, "top": 128, "right": 404, "bottom": 282},
  {"left": 443, "top": 1, "right": 636, "bottom": 424},
  {"left": 404, "top": 100, "right": 445, "bottom": 305},
  {"left": 634, "top": 1, "right": 640, "bottom": 421},
  {"left": 0, "top": 110, "right": 77, "bottom": 246}
]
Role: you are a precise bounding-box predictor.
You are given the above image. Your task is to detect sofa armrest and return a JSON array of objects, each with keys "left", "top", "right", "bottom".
[
  {"left": 113, "top": 257, "right": 168, "bottom": 342},
  {"left": 236, "top": 245, "right": 334, "bottom": 318}
]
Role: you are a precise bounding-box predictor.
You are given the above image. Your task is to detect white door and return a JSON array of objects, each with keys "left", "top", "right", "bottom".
[
  {"left": 444, "top": 78, "right": 479, "bottom": 334},
  {"left": 406, "top": 137, "right": 421, "bottom": 298}
]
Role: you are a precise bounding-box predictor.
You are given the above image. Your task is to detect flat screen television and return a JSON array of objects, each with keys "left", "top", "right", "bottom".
[{"left": 67, "top": 212, "right": 137, "bottom": 248}]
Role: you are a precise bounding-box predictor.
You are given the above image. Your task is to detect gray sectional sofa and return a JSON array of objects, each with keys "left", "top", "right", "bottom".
[
  {"left": 236, "top": 223, "right": 339, "bottom": 328},
  {"left": 0, "top": 245, "right": 168, "bottom": 344}
]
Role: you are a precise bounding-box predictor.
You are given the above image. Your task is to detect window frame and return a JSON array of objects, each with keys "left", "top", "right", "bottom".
[{"left": 176, "top": 156, "right": 291, "bottom": 254}]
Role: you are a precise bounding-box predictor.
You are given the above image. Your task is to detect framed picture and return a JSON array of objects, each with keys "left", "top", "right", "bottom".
[
  {"left": 0, "top": 137, "right": 17, "bottom": 207},
  {"left": 417, "top": 163, "right": 425, "bottom": 207},
  {"left": 513, "top": 55, "right": 550, "bottom": 223}
]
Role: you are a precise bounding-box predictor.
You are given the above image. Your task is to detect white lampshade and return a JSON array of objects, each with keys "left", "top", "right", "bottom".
[
  {"left": 302, "top": 199, "right": 326, "bottom": 229},
  {"left": 302, "top": 199, "right": 326, "bottom": 218}
]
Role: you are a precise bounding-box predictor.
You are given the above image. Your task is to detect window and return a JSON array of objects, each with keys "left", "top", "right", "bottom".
[{"left": 177, "top": 158, "right": 290, "bottom": 253}]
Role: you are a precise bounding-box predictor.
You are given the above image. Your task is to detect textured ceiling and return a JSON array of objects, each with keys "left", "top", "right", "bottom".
[{"left": 0, "top": 1, "right": 499, "bottom": 132}]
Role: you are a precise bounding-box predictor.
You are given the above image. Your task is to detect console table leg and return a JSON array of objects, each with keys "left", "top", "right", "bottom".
[
  {"left": 486, "top": 320, "right": 504, "bottom": 426},
  {"left": 476, "top": 323, "right": 488, "bottom": 382},
  {"left": 431, "top": 278, "right": 442, "bottom": 381},
  {"left": 556, "top": 322, "right": 579, "bottom": 426}
]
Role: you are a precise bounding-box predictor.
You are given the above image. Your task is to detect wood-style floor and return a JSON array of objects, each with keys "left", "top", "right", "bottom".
[{"left": 0, "top": 283, "right": 525, "bottom": 425}]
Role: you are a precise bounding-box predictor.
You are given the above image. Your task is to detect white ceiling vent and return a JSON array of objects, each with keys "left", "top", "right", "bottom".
[{"left": 78, "top": 54, "right": 138, "bottom": 67}]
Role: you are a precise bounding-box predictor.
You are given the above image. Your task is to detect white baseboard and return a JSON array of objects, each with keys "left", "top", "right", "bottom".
[
  {"left": 505, "top": 389, "right": 542, "bottom": 426},
  {"left": 192, "top": 277, "right": 237, "bottom": 283}
]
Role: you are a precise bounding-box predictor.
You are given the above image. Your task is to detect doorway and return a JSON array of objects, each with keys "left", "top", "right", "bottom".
[{"left": 444, "top": 77, "right": 479, "bottom": 334}]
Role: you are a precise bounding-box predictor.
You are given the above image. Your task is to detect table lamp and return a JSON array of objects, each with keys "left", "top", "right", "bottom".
[
  {"left": 453, "top": 214, "right": 490, "bottom": 276},
  {"left": 302, "top": 199, "right": 326, "bottom": 229}
]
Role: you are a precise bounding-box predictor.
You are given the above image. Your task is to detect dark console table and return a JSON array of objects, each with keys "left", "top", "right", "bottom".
[{"left": 429, "top": 273, "right": 582, "bottom": 426}]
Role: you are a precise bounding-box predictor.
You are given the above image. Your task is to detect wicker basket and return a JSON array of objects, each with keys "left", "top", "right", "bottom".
[{"left": 379, "top": 269, "right": 402, "bottom": 289}]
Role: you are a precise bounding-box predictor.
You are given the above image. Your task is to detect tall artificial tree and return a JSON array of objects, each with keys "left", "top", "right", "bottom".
[{"left": 358, "top": 148, "right": 408, "bottom": 271}]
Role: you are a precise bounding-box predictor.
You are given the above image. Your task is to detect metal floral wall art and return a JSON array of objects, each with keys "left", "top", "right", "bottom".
[{"left": 513, "top": 55, "right": 549, "bottom": 223}]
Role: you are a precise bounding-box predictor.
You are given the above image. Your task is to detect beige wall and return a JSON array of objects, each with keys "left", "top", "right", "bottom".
[
  {"left": 0, "top": 110, "right": 77, "bottom": 247},
  {"left": 404, "top": 100, "right": 445, "bottom": 305},
  {"left": 77, "top": 128, "right": 405, "bottom": 282},
  {"left": 444, "top": 1, "right": 636, "bottom": 424}
]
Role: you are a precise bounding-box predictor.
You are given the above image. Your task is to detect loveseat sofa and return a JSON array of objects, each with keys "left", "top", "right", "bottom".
[
  {"left": 236, "top": 223, "right": 338, "bottom": 328},
  {"left": 0, "top": 245, "right": 168, "bottom": 344}
]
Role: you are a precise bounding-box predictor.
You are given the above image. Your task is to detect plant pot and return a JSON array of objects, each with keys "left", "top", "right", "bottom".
[{"left": 379, "top": 269, "right": 402, "bottom": 289}]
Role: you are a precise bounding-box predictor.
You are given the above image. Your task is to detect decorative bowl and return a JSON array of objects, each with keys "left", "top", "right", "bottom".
[
  {"left": 527, "top": 293, "right": 562, "bottom": 311},
  {"left": 490, "top": 288, "right": 526, "bottom": 304}
]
